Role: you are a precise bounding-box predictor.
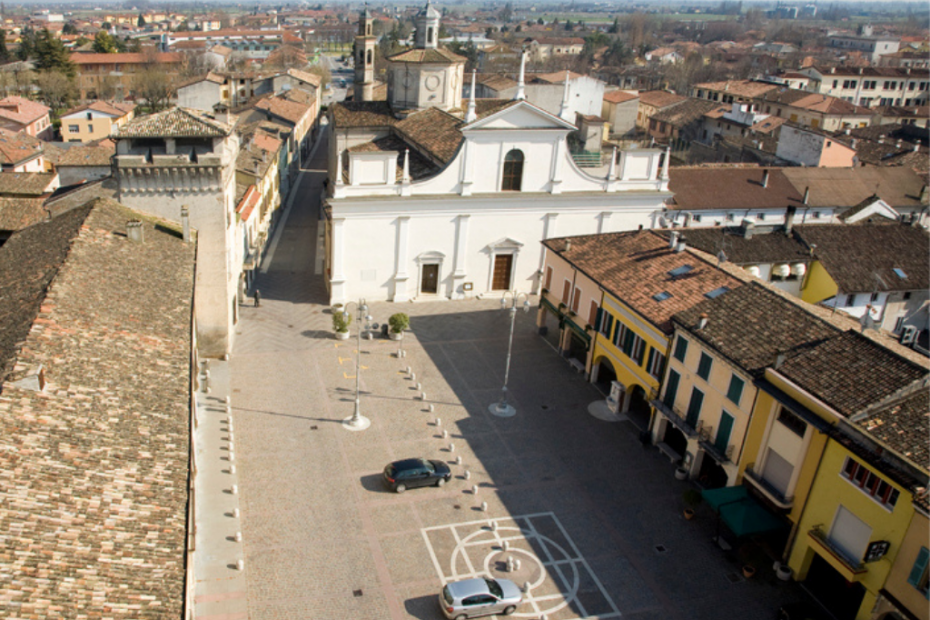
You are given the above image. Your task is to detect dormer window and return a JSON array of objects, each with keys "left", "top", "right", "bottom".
[{"left": 502, "top": 149, "right": 524, "bottom": 191}]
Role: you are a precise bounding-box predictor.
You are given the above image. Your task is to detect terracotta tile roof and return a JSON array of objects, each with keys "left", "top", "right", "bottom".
[
  {"left": 476, "top": 74, "right": 518, "bottom": 91},
  {"left": 115, "top": 107, "right": 232, "bottom": 138},
  {"left": 778, "top": 330, "right": 928, "bottom": 418},
  {"left": 61, "top": 100, "right": 136, "bottom": 119},
  {"left": 750, "top": 115, "right": 787, "bottom": 133},
  {"left": 254, "top": 95, "right": 311, "bottom": 126},
  {"left": 55, "top": 143, "right": 115, "bottom": 167},
  {"left": 639, "top": 90, "right": 687, "bottom": 109},
  {"left": 0, "top": 127, "right": 43, "bottom": 165},
  {"left": 329, "top": 101, "right": 397, "bottom": 128},
  {"left": 674, "top": 281, "right": 839, "bottom": 375},
  {"left": 530, "top": 70, "right": 584, "bottom": 84},
  {"left": 760, "top": 90, "right": 873, "bottom": 116},
  {"left": 856, "top": 390, "right": 929, "bottom": 469},
  {"left": 694, "top": 80, "right": 779, "bottom": 98},
  {"left": 346, "top": 135, "right": 438, "bottom": 181},
  {"left": 652, "top": 98, "right": 721, "bottom": 127},
  {"left": 780, "top": 167, "right": 927, "bottom": 209},
  {"left": 236, "top": 133, "right": 281, "bottom": 178},
  {"left": 0, "top": 96, "right": 50, "bottom": 126},
  {"left": 793, "top": 223, "right": 929, "bottom": 293},
  {"left": 0, "top": 196, "right": 47, "bottom": 231},
  {"left": 544, "top": 230, "right": 743, "bottom": 333},
  {"left": 69, "top": 51, "right": 182, "bottom": 65},
  {"left": 387, "top": 47, "right": 465, "bottom": 64},
  {"left": 667, "top": 226, "right": 811, "bottom": 265},
  {"left": 668, "top": 167, "right": 804, "bottom": 211},
  {"left": 603, "top": 90, "right": 639, "bottom": 104},
  {"left": 236, "top": 184, "right": 260, "bottom": 221},
  {"left": 286, "top": 67, "right": 322, "bottom": 88},
  {"left": 177, "top": 71, "right": 226, "bottom": 89},
  {"left": 0, "top": 197, "right": 193, "bottom": 616},
  {"left": 395, "top": 108, "right": 466, "bottom": 164},
  {"left": 0, "top": 172, "right": 57, "bottom": 196}
]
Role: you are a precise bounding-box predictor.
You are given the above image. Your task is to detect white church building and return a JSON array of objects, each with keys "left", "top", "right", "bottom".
[{"left": 324, "top": 3, "right": 671, "bottom": 304}]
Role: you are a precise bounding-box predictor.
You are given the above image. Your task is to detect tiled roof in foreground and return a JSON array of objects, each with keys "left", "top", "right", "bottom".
[
  {"left": 0, "top": 198, "right": 194, "bottom": 616},
  {"left": 115, "top": 106, "right": 232, "bottom": 138}
]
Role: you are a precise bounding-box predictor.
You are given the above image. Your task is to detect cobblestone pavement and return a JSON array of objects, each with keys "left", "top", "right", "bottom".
[{"left": 227, "top": 134, "right": 805, "bottom": 620}]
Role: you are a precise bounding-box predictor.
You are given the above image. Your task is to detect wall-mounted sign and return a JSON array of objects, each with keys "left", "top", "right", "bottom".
[
  {"left": 864, "top": 540, "right": 890, "bottom": 563},
  {"left": 463, "top": 282, "right": 473, "bottom": 291}
]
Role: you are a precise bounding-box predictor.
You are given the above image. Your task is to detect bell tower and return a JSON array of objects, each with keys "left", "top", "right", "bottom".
[
  {"left": 414, "top": 1, "right": 440, "bottom": 49},
  {"left": 354, "top": 6, "right": 376, "bottom": 101}
]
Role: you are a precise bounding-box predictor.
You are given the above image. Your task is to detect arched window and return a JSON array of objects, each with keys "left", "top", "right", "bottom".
[
  {"left": 359, "top": 49, "right": 364, "bottom": 64},
  {"left": 428, "top": 27, "right": 434, "bottom": 44},
  {"left": 366, "top": 49, "right": 372, "bottom": 65},
  {"left": 502, "top": 149, "right": 524, "bottom": 191},
  {"left": 366, "top": 24, "right": 371, "bottom": 36}
]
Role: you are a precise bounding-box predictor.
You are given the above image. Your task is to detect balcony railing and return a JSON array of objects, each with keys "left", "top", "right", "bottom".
[
  {"left": 743, "top": 464, "right": 793, "bottom": 509},
  {"left": 699, "top": 430, "right": 735, "bottom": 465},
  {"left": 808, "top": 526, "right": 867, "bottom": 579},
  {"left": 650, "top": 398, "right": 698, "bottom": 438}
]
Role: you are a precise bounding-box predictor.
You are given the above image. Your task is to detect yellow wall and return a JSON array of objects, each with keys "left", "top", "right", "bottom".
[
  {"left": 593, "top": 294, "right": 666, "bottom": 398},
  {"left": 61, "top": 116, "right": 114, "bottom": 143},
  {"left": 739, "top": 386, "right": 829, "bottom": 529},
  {"left": 801, "top": 260, "right": 838, "bottom": 304},
  {"left": 789, "top": 439, "right": 915, "bottom": 620},
  {"left": 876, "top": 509, "right": 930, "bottom": 619}
]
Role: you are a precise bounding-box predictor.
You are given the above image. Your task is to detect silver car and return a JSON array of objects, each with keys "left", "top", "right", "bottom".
[{"left": 439, "top": 577, "right": 523, "bottom": 619}]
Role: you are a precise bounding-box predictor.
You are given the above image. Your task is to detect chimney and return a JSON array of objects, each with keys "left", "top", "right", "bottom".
[
  {"left": 741, "top": 219, "right": 755, "bottom": 239},
  {"left": 675, "top": 235, "right": 687, "bottom": 253},
  {"left": 262, "top": 150, "right": 268, "bottom": 162},
  {"left": 254, "top": 163, "right": 260, "bottom": 176},
  {"left": 920, "top": 184, "right": 929, "bottom": 203},
  {"left": 785, "top": 205, "right": 796, "bottom": 234},
  {"left": 830, "top": 67, "right": 835, "bottom": 74},
  {"left": 668, "top": 230, "right": 679, "bottom": 249},
  {"left": 127, "top": 220, "right": 144, "bottom": 243},
  {"left": 774, "top": 352, "right": 786, "bottom": 368},
  {"left": 761, "top": 169, "right": 769, "bottom": 188},
  {"left": 697, "top": 313, "right": 709, "bottom": 330},
  {"left": 878, "top": 137, "right": 884, "bottom": 144},
  {"left": 564, "top": 239, "right": 572, "bottom": 252},
  {"left": 895, "top": 139, "right": 902, "bottom": 148},
  {"left": 213, "top": 103, "right": 230, "bottom": 125},
  {"left": 181, "top": 206, "right": 191, "bottom": 243},
  {"left": 858, "top": 67, "right": 863, "bottom": 75},
  {"left": 914, "top": 143, "right": 921, "bottom": 153},
  {"left": 802, "top": 186, "right": 810, "bottom": 205}
]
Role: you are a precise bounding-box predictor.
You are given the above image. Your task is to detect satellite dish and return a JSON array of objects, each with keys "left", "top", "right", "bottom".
[
  {"left": 717, "top": 250, "right": 727, "bottom": 265},
  {"left": 658, "top": 215, "right": 669, "bottom": 228}
]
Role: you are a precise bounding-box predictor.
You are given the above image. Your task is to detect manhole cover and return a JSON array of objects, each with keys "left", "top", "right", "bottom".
[
  {"left": 310, "top": 425, "right": 319, "bottom": 430},
  {"left": 541, "top": 405, "right": 549, "bottom": 410},
  {"left": 288, "top": 324, "right": 294, "bottom": 328},
  {"left": 232, "top": 389, "right": 241, "bottom": 393},
  {"left": 353, "top": 589, "right": 363, "bottom": 597},
  {"left": 725, "top": 573, "right": 742, "bottom": 584},
  {"left": 654, "top": 545, "right": 667, "bottom": 554},
  {"left": 453, "top": 505, "right": 461, "bottom": 510}
]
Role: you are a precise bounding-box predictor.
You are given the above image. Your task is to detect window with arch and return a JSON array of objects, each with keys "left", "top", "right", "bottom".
[
  {"left": 366, "top": 49, "right": 372, "bottom": 65},
  {"left": 501, "top": 149, "right": 524, "bottom": 191},
  {"left": 428, "top": 27, "right": 434, "bottom": 44},
  {"left": 366, "top": 24, "right": 371, "bottom": 35},
  {"left": 359, "top": 49, "right": 364, "bottom": 64}
]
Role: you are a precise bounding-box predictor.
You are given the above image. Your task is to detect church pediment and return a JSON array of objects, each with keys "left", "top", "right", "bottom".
[
  {"left": 487, "top": 237, "right": 524, "bottom": 250},
  {"left": 465, "top": 101, "right": 576, "bottom": 131}
]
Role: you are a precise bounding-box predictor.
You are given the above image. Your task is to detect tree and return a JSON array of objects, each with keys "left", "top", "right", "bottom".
[
  {"left": 96, "top": 75, "right": 120, "bottom": 100},
  {"left": 16, "top": 27, "right": 35, "bottom": 61},
  {"left": 93, "top": 30, "right": 118, "bottom": 53},
  {"left": 138, "top": 14, "right": 146, "bottom": 27},
  {"left": 62, "top": 23, "right": 78, "bottom": 35},
  {"left": 498, "top": 3, "right": 513, "bottom": 23},
  {"left": 35, "top": 70, "right": 78, "bottom": 110},
  {"left": 306, "top": 63, "right": 331, "bottom": 90},
  {"left": 35, "top": 29, "right": 75, "bottom": 77},
  {"left": 608, "top": 17, "right": 620, "bottom": 34},
  {"left": 0, "top": 28, "right": 8, "bottom": 62},
  {"left": 133, "top": 68, "right": 175, "bottom": 111}
]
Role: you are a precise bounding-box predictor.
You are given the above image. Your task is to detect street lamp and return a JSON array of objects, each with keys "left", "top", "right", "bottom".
[
  {"left": 489, "top": 290, "right": 530, "bottom": 418},
  {"left": 342, "top": 299, "right": 373, "bottom": 431}
]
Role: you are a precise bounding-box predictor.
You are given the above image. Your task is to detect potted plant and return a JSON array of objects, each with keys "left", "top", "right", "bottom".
[
  {"left": 774, "top": 561, "right": 793, "bottom": 581},
  {"left": 388, "top": 312, "right": 409, "bottom": 341},
  {"left": 742, "top": 564, "right": 756, "bottom": 579},
  {"left": 682, "top": 488, "right": 702, "bottom": 520},
  {"left": 675, "top": 465, "right": 689, "bottom": 480},
  {"left": 332, "top": 310, "right": 351, "bottom": 340}
]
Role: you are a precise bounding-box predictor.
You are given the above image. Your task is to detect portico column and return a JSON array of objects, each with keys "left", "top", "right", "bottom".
[
  {"left": 452, "top": 214, "right": 470, "bottom": 297},
  {"left": 393, "top": 216, "right": 411, "bottom": 302},
  {"left": 331, "top": 217, "right": 347, "bottom": 303}
]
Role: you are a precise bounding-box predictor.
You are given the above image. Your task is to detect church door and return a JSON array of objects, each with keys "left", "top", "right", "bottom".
[
  {"left": 421, "top": 264, "right": 439, "bottom": 294},
  {"left": 491, "top": 254, "right": 513, "bottom": 291}
]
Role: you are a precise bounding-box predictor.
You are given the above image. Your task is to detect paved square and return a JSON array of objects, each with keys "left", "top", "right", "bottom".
[{"left": 423, "top": 513, "right": 621, "bottom": 620}]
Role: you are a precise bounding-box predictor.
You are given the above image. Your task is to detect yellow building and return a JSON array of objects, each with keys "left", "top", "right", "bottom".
[
  {"left": 60, "top": 100, "right": 136, "bottom": 143},
  {"left": 870, "top": 503, "right": 930, "bottom": 620},
  {"left": 539, "top": 230, "right": 739, "bottom": 431}
]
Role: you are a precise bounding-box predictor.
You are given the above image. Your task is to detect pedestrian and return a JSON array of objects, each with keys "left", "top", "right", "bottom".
[{"left": 253, "top": 289, "right": 261, "bottom": 307}]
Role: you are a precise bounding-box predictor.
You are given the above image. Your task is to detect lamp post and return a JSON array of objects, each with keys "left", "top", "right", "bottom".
[
  {"left": 489, "top": 290, "right": 530, "bottom": 418},
  {"left": 342, "top": 299, "right": 372, "bottom": 431}
]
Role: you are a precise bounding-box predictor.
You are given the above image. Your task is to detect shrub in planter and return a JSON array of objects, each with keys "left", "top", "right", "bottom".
[
  {"left": 332, "top": 310, "right": 352, "bottom": 334},
  {"left": 682, "top": 488, "right": 702, "bottom": 519},
  {"left": 388, "top": 312, "right": 410, "bottom": 334}
]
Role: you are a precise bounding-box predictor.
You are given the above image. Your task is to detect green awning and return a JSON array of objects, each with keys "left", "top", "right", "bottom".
[
  {"left": 539, "top": 296, "right": 562, "bottom": 316},
  {"left": 563, "top": 317, "right": 591, "bottom": 344},
  {"left": 702, "top": 486, "right": 785, "bottom": 539}
]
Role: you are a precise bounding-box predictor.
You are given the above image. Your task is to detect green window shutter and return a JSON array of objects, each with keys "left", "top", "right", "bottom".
[
  {"left": 715, "top": 411, "right": 734, "bottom": 455},
  {"left": 697, "top": 353, "right": 713, "bottom": 380},
  {"left": 663, "top": 370, "right": 680, "bottom": 408},
  {"left": 726, "top": 375, "right": 745, "bottom": 405},
  {"left": 647, "top": 348, "right": 655, "bottom": 373},
  {"left": 674, "top": 336, "right": 688, "bottom": 362},
  {"left": 594, "top": 307, "right": 603, "bottom": 332},
  {"left": 908, "top": 547, "right": 929, "bottom": 590},
  {"left": 686, "top": 389, "right": 704, "bottom": 427}
]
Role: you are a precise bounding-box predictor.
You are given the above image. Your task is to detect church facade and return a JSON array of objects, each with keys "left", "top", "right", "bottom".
[{"left": 325, "top": 3, "right": 671, "bottom": 304}]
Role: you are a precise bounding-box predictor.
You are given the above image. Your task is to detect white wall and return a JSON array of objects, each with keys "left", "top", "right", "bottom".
[
  {"left": 776, "top": 125, "right": 825, "bottom": 166},
  {"left": 178, "top": 81, "right": 223, "bottom": 112}
]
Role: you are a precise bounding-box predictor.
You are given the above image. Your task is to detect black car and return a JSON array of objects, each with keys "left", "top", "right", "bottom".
[{"left": 383, "top": 458, "right": 451, "bottom": 493}]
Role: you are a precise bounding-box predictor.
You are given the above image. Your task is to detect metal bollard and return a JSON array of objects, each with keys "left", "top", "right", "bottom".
[
  {"left": 523, "top": 581, "right": 530, "bottom": 593},
  {"left": 502, "top": 540, "right": 509, "bottom": 551},
  {"left": 491, "top": 521, "right": 498, "bottom": 532},
  {"left": 481, "top": 501, "right": 488, "bottom": 512},
  {"left": 228, "top": 451, "right": 236, "bottom": 463},
  {"left": 225, "top": 396, "right": 231, "bottom": 405},
  {"left": 229, "top": 465, "right": 237, "bottom": 474},
  {"left": 235, "top": 531, "right": 242, "bottom": 542},
  {"left": 514, "top": 558, "right": 521, "bottom": 571},
  {"left": 416, "top": 382, "right": 421, "bottom": 390},
  {"left": 429, "top": 403, "right": 435, "bottom": 412},
  {"left": 435, "top": 417, "right": 441, "bottom": 426},
  {"left": 231, "top": 484, "right": 238, "bottom": 495},
  {"left": 236, "top": 559, "right": 244, "bottom": 571},
  {"left": 464, "top": 470, "right": 471, "bottom": 480},
  {"left": 233, "top": 508, "right": 240, "bottom": 519},
  {"left": 442, "top": 429, "right": 449, "bottom": 438},
  {"left": 472, "top": 484, "right": 478, "bottom": 495},
  {"left": 455, "top": 456, "right": 462, "bottom": 465},
  {"left": 421, "top": 391, "right": 427, "bottom": 401},
  {"left": 448, "top": 442, "right": 454, "bottom": 452}
]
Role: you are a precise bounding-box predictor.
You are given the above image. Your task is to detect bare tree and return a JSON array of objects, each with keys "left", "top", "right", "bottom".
[
  {"left": 179, "top": 51, "right": 214, "bottom": 79},
  {"left": 35, "top": 70, "right": 78, "bottom": 111},
  {"left": 133, "top": 68, "right": 175, "bottom": 111},
  {"left": 96, "top": 75, "right": 120, "bottom": 100},
  {"left": 306, "top": 64, "right": 331, "bottom": 90}
]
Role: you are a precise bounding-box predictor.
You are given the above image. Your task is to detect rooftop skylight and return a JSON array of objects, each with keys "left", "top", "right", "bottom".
[
  {"left": 653, "top": 291, "right": 673, "bottom": 302},
  {"left": 705, "top": 286, "right": 731, "bottom": 299},
  {"left": 667, "top": 265, "right": 694, "bottom": 278}
]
